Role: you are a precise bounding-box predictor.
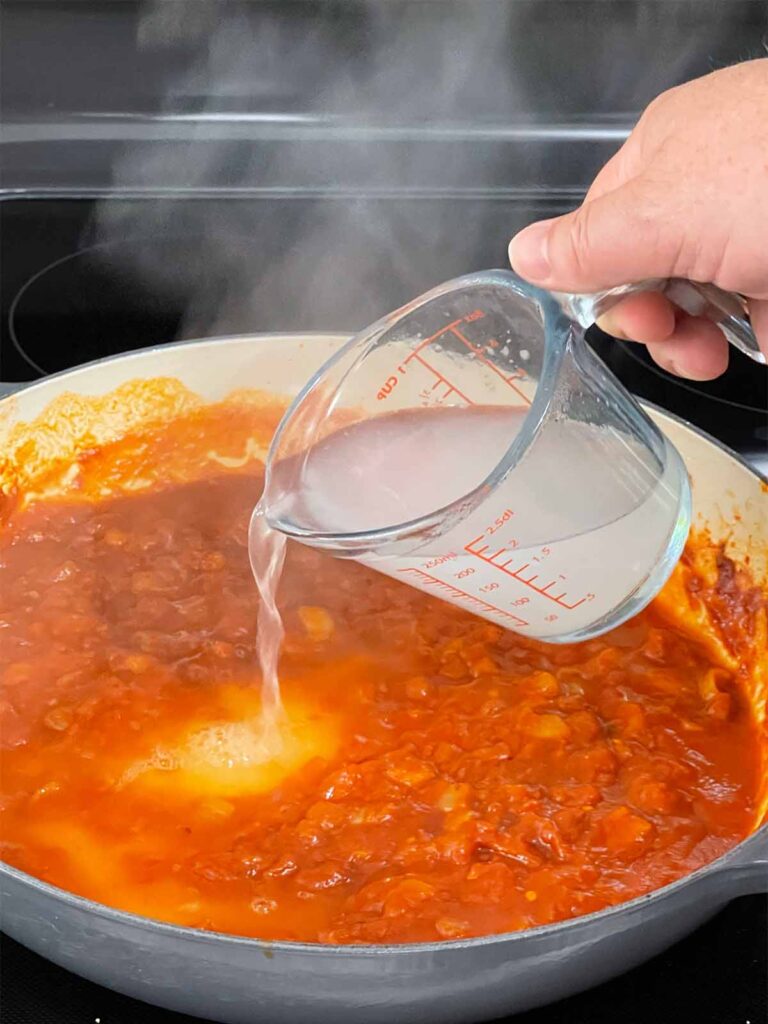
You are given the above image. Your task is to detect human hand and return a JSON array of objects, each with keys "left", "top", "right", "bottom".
[{"left": 509, "top": 58, "right": 768, "bottom": 380}]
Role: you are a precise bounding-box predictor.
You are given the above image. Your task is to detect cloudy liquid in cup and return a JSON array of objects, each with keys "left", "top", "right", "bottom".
[
  {"left": 271, "top": 406, "right": 526, "bottom": 534},
  {"left": 253, "top": 403, "right": 687, "bottom": 650}
]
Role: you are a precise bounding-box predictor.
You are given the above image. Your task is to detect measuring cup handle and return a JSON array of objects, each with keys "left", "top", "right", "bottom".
[{"left": 556, "top": 279, "right": 765, "bottom": 365}]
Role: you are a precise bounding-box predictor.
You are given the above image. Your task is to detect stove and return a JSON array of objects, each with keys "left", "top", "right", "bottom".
[
  {"left": 2, "top": 1, "right": 767, "bottom": 1022},
  {"left": 3, "top": 197, "right": 765, "bottom": 477},
  {"left": 2, "top": 192, "right": 766, "bottom": 1024}
]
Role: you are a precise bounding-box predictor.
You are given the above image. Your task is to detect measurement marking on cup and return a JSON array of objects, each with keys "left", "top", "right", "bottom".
[
  {"left": 408, "top": 352, "right": 475, "bottom": 405},
  {"left": 464, "top": 536, "right": 590, "bottom": 610},
  {"left": 392, "top": 310, "right": 532, "bottom": 407},
  {"left": 398, "top": 567, "right": 529, "bottom": 627},
  {"left": 449, "top": 325, "right": 532, "bottom": 405},
  {"left": 406, "top": 317, "right": 468, "bottom": 360}
]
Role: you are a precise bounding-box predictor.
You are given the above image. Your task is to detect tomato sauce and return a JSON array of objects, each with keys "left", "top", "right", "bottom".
[{"left": 0, "top": 397, "right": 764, "bottom": 944}]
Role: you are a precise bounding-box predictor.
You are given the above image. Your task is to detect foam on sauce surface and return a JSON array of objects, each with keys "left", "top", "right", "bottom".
[{"left": 0, "top": 388, "right": 765, "bottom": 944}]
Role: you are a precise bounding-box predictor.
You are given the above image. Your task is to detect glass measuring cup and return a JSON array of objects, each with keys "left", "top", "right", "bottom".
[{"left": 259, "top": 270, "right": 759, "bottom": 642}]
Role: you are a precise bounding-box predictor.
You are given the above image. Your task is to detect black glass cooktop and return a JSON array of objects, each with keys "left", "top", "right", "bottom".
[
  {"left": 2, "top": 196, "right": 572, "bottom": 375},
  {"left": 2, "top": 198, "right": 765, "bottom": 468},
  {"left": 1, "top": 197, "right": 766, "bottom": 1024}
]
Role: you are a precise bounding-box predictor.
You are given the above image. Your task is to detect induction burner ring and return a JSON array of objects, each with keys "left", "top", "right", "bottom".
[
  {"left": 8, "top": 244, "right": 105, "bottom": 375},
  {"left": 8, "top": 235, "right": 191, "bottom": 376},
  {"left": 616, "top": 337, "right": 766, "bottom": 415}
]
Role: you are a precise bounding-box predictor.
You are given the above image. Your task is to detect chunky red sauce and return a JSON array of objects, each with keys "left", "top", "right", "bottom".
[{"left": 0, "top": 398, "right": 764, "bottom": 944}]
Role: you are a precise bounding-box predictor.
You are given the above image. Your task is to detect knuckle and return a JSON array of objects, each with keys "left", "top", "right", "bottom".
[
  {"left": 628, "top": 177, "right": 692, "bottom": 276},
  {"left": 674, "top": 234, "right": 731, "bottom": 285},
  {"left": 637, "top": 87, "right": 677, "bottom": 130},
  {"left": 564, "top": 206, "right": 597, "bottom": 280}
]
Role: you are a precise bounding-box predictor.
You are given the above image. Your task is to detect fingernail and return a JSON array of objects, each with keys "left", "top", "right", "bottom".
[
  {"left": 508, "top": 221, "right": 552, "bottom": 282},
  {"left": 596, "top": 312, "right": 628, "bottom": 340}
]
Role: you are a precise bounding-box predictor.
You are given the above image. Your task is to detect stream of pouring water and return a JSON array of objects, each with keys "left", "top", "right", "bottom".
[
  {"left": 248, "top": 504, "right": 288, "bottom": 732},
  {"left": 247, "top": 405, "right": 524, "bottom": 728}
]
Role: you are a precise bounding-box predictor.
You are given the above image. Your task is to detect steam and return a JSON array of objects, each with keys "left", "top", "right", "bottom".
[{"left": 91, "top": 1, "right": 734, "bottom": 341}]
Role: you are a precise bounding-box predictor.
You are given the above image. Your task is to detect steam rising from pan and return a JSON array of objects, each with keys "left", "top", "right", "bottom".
[{"left": 90, "top": 1, "right": 733, "bottom": 340}]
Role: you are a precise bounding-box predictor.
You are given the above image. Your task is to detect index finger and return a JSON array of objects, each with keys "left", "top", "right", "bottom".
[{"left": 596, "top": 292, "right": 676, "bottom": 343}]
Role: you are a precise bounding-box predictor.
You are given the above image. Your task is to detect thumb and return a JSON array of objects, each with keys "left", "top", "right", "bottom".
[{"left": 509, "top": 180, "right": 682, "bottom": 293}]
